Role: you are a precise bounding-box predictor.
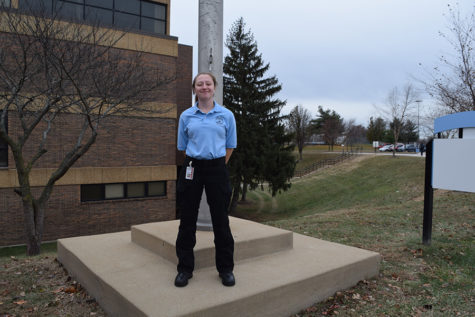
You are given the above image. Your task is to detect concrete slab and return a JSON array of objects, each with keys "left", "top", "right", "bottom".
[
  {"left": 131, "top": 217, "right": 293, "bottom": 269},
  {"left": 57, "top": 217, "right": 380, "bottom": 317}
]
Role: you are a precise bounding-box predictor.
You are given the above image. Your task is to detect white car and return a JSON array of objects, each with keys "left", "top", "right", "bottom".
[{"left": 378, "top": 144, "right": 394, "bottom": 152}]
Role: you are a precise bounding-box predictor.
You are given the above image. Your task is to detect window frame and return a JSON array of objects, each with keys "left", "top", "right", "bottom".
[
  {"left": 81, "top": 181, "right": 167, "bottom": 202},
  {"left": 18, "top": 0, "right": 167, "bottom": 35}
]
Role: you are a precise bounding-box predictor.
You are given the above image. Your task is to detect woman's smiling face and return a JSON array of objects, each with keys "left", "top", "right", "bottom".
[{"left": 193, "top": 74, "right": 215, "bottom": 101}]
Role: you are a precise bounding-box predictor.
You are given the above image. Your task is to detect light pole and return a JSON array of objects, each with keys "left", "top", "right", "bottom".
[{"left": 415, "top": 100, "right": 422, "bottom": 141}]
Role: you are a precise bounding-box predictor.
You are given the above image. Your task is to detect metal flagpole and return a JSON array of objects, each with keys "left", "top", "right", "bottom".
[{"left": 196, "top": 0, "right": 224, "bottom": 230}]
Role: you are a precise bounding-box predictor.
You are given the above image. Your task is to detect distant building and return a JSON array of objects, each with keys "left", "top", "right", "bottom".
[{"left": 0, "top": 0, "right": 192, "bottom": 246}]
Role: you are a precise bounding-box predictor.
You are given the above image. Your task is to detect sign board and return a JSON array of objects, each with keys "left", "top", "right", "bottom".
[
  {"left": 423, "top": 111, "right": 475, "bottom": 245},
  {"left": 432, "top": 139, "right": 475, "bottom": 193},
  {"left": 372, "top": 141, "right": 379, "bottom": 148},
  {"left": 432, "top": 111, "right": 475, "bottom": 193}
]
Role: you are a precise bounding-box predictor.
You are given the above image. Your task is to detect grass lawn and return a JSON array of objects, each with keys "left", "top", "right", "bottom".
[
  {"left": 1, "top": 154, "right": 473, "bottom": 316},
  {"left": 234, "top": 155, "right": 474, "bottom": 316},
  {"left": 294, "top": 151, "right": 342, "bottom": 171}
]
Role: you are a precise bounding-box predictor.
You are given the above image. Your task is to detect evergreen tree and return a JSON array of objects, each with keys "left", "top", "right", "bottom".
[
  {"left": 366, "top": 117, "right": 386, "bottom": 143},
  {"left": 399, "top": 120, "right": 418, "bottom": 143},
  {"left": 223, "top": 18, "right": 295, "bottom": 212},
  {"left": 309, "top": 106, "right": 344, "bottom": 151}
]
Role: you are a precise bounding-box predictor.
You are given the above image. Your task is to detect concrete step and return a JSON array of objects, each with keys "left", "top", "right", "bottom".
[
  {"left": 57, "top": 217, "right": 380, "bottom": 317},
  {"left": 131, "top": 216, "right": 293, "bottom": 269}
]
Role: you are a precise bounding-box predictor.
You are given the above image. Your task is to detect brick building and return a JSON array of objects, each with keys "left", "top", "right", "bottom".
[{"left": 0, "top": 0, "right": 192, "bottom": 246}]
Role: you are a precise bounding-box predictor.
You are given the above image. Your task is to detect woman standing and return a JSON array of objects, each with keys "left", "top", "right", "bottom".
[{"left": 175, "top": 72, "right": 237, "bottom": 287}]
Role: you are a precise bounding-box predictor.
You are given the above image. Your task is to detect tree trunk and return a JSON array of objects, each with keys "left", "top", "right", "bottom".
[
  {"left": 241, "top": 182, "right": 248, "bottom": 201},
  {"left": 298, "top": 148, "right": 303, "bottom": 160},
  {"left": 229, "top": 180, "right": 241, "bottom": 214},
  {"left": 22, "top": 200, "right": 44, "bottom": 256}
]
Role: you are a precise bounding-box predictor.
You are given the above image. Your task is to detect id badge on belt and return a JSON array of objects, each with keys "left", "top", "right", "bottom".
[{"left": 185, "top": 161, "right": 194, "bottom": 180}]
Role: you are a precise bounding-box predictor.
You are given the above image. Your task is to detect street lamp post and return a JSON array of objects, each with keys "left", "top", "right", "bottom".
[{"left": 415, "top": 100, "right": 422, "bottom": 141}]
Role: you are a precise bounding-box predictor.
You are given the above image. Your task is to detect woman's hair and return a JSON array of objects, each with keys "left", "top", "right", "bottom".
[{"left": 192, "top": 72, "right": 218, "bottom": 92}]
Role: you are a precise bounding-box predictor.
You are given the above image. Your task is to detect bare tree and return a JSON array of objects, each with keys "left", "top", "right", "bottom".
[
  {"left": 378, "top": 84, "right": 419, "bottom": 157},
  {"left": 0, "top": 5, "right": 173, "bottom": 255},
  {"left": 287, "top": 105, "right": 311, "bottom": 160},
  {"left": 344, "top": 119, "right": 366, "bottom": 151},
  {"left": 423, "top": 4, "right": 475, "bottom": 112}
]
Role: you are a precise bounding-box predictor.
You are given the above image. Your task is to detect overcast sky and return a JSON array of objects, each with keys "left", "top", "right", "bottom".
[{"left": 170, "top": 1, "right": 473, "bottom": 126}]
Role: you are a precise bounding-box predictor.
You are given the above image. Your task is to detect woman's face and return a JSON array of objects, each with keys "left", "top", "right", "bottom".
[{"left": 194, "top": 74, "right": 215, "bottom": 101}]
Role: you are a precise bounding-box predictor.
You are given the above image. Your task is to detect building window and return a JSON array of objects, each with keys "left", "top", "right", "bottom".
[
  {"left": 85, "top": 0, "right": 113, "bottom": 9},
  {"left": 0, "top": 111, "right": 7, "bottom": 168},
  {"left": 19, "top": 0, "right": 52, "bottom": 12},
  {"left": 19, "top": 0, "right": 167, "bottom": 35},
  {"left": 85, "top": 6, "right": 113, "bottom": 25},
  {"left": 81, "top": 181, "right": 167, "bottom": 202},
  {"left": 0, "top": 0, "right": 11, "bottom": 8},
  {"left": 114, "top": 11, "right": 140, "bottom": 29},
  {"left": 105, "top": 183, "right": 124, "bottom": 199},
  {"left": 115, "top": 0, "right": 139, "bottom": 15},
  {"left": 80, "top": 184, "right": 102, "bottom": 201},
  {"left": 57, "top": 1, "right": 84, "bottom": 21},
  {"left": 127, "top": 182, "right": 145, "bottom": 198}
]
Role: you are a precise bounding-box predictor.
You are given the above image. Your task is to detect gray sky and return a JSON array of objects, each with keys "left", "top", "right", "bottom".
[{"left": 170, "top": 1, "right": 474, "bottom": 126}]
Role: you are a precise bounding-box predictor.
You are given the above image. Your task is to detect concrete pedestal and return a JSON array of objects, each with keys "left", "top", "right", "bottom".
[{"left": 57, "top": 217, "right": 380, "bottom": 317}]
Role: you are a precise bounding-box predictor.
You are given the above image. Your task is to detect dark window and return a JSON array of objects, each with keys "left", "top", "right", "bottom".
[
  {"left": 85, "top": 0, "right": 112, "bottom": 9},
  {"left": 115, "top": 0, "right": 139, "bottom": 14},
  {"left": 127, "top": 182, "right": 145, "bottom": 198},
  {"left": 0, "top": 0, "right": 11, "bottom": 8},
  {"left": 148, "top": 181, "right": 166, "bottom": 196},
  {"left": 115, "top": 12, "right": 140, "bottom": 29},
  {"left": 56, "top": 1, "right": 83, "bottom": 20},
  {"left": 141, "top": 1, "right": 165, "bottom": 20},
  {"left": 85, "top": 6, "right": 113, "bottom": 25},
  {"left": 19, "top": 0, "right": 166, "bottom": 35},
  {"left": 141, "top": 17, "right": 165, "bottom": 34},
  {"left": 19, "top": 0, "right": 53, "bottom": 12},
  {"left": 0, "top": 148, "right": 7, "bottom": 167},
  {"left": 81, "top": 181, "right": 166, "bottom": 202},
  {"left": 80, "top": 184, "right": 103, "bottom": 201}
]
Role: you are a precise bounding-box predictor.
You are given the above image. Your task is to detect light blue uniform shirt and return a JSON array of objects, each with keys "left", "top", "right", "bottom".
[{"left": 177, "top": 102, "right": 237, "bottom": 160}]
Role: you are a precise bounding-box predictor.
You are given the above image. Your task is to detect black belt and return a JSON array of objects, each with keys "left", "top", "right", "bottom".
[{"left": 185, "top": 156, "right": 225, "bottom": 167}]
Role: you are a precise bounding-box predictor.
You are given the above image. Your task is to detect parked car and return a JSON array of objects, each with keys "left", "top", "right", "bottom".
[
  {"left": 378, "top": 144, "right": 394, "bottom": 152},
  {"left": 405, "top": 144, "right": 417, "bottom": 152},
  {"left": 395, "top": 143, "right": 405, "bottom": 152}
]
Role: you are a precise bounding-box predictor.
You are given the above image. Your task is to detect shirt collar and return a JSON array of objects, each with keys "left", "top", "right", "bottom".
[{"left": 193, "top": 101, "right": 223, "bottom": 114}]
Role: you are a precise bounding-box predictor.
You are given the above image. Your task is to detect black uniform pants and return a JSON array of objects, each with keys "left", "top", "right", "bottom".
[{"left": 176, "top": 156, "right": 234, "bottom": 274}]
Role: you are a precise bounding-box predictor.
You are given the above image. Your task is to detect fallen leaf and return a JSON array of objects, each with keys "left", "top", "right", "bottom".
[
  {"left": 64, "top": 286, "right": 77, "bottom": 294},
  {"left": 14, "top": 299, "right": 27, "bottom": 305}
]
